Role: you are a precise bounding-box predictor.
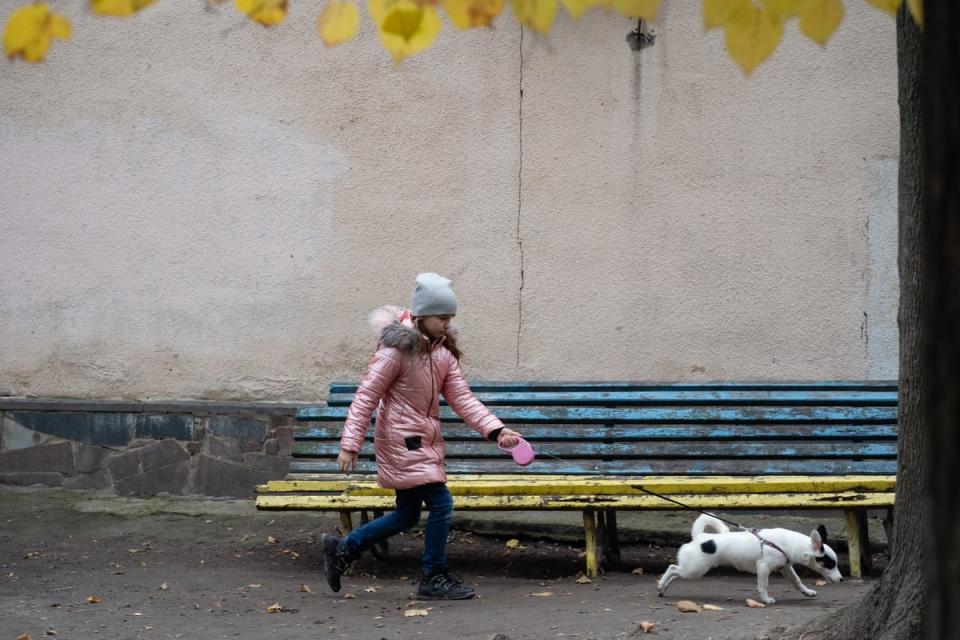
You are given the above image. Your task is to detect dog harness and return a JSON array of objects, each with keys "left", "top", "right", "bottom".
[{"left": 748, "top": 528, "right": 790, "bottom": 565}]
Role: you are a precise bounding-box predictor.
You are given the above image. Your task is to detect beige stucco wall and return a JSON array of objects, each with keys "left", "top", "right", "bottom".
[{"left": 0, "top": 2, "right": 899, "bottom": 402}]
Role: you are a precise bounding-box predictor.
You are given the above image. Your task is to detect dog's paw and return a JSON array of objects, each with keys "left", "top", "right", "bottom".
[
  {"left": 761, "top": 596, "right": 777, "bottom": 605},
  {"left": 802, "top": 588, "right": 817, "bottom": 598}
]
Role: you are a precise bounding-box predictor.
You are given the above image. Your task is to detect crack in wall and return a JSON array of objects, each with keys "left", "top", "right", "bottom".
[{"left": 516, "top": 27, "right": 525, "bottom": 370}]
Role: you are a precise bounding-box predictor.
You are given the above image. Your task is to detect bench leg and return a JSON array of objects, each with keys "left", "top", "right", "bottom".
[
  {"left": 882, "top": 506, "right": 894, "bottom": 552},
  {"left": 603, "top": 510, "right": 621, "bottom": 568},
  {"left": 583, "top": 510, "right": 599, "bottom": 578},
  {"left": 368, "top": 509, "right": 390, "bottom": 560},
  {"left": 844, "top": 510, "right": 871, "bottom": 578},
  {"left": 339, "top": 511, "right": 353, "bottom": 535}
]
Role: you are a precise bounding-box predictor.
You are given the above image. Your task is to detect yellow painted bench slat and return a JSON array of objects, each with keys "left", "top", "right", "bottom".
[
  {"left": 257, "top": 474, "right": 896, "bottom": 496},
  {"left": 256, "top": 491, "right": 895, "bottom": 511}
]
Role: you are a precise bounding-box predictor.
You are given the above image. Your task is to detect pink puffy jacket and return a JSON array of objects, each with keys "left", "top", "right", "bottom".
[{"left": 340, "top": 311, "right": 505, "bottom": 489}]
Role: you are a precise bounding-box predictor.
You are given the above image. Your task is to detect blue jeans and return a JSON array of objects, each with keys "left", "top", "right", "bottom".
[{"left": 342, "top": 482, "right": 454, "bottom": 576}]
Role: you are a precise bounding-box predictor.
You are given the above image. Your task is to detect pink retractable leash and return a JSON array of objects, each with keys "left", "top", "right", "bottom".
[{"left": 497, "top": 436, "right": 536, "bottom": 466}]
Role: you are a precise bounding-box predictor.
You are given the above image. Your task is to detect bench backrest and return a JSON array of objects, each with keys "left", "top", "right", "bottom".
[{"left": 292, "top": 382, "right": 897, "bottom": 476}]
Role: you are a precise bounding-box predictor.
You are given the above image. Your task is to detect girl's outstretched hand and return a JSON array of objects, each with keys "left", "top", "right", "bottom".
[
  {"left": 337, "top": 450, "right": 359, "bottom": 474},
  {"left": 497, "top": 428, "right": 522, "bottom": 448}
]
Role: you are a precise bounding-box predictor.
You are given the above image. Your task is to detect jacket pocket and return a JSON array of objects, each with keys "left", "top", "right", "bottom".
[{"left": 403, "top": 435, "right": 423, "bottom": 451}]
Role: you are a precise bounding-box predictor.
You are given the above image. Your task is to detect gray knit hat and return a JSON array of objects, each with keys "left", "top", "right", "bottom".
[{"left": 410, "top": 273, "right": 459, "bottom": 316}]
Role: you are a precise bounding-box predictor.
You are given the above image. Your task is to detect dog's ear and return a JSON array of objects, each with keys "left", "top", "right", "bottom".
[
  {"left": 817, "top": 525, "right": 828, "bottom": 545},
  {"left": 810, "top": 528, "right": 824, "bottom": 551}
]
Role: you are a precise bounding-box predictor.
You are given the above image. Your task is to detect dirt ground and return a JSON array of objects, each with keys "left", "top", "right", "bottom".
[{"left": 0, "top": 488, "right": 877, "bottom": 640}]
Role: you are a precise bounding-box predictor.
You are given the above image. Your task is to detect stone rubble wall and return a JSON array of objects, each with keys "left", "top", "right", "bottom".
[{"left": 0, "top": 400, "right": 301, "bottom": 498}]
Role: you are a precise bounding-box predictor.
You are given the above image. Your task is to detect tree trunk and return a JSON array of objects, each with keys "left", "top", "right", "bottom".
[
  {"left": 922, "top": 1, "right": 960, "bottom": 638},
  {"left": 785, "top": 6, "right": 927, "bottom": 638}
]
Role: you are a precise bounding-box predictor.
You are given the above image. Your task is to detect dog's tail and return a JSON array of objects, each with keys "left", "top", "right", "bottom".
[{"left": 691, "top": 513, "right": 730, "bottom": 538}]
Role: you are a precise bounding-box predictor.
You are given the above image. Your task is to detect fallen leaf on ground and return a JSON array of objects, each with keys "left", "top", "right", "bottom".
[
  {"left": 631, "top": 567, "right": 644, "bottom": 575},
  {"left": 364, "top": 587, "right": 378, "bottom": 593},
  {"left": 702, "top": 604, "right": 725, "bottom": 611},
  {"left": 45, "top": 631, "right": 56, "bottom": 637},
  {"left": 746, "top": 598, "right": 767, "bottom": 608},
  {"left": 677, "top": 599, "right": 702, "bottom": 612},
  {"left": 248, "top": 584, "right": 262, "bottom": 588},
  {"left": 815, "top": 580, "right": 828, "bottom": 586},
  {"left": 639, "top": 621, "right": 656, "bottom": 633},
  {"left": 404, "top": 609, "right": 429, "bottom": 617},
  {"left": 159, "top": 582, "right": 168, "bottom": 591},
  {"left": 86, "top": 596, "right": 100, "bottom": 604},
  {"left": 575, "top": 575, "right": 592, "bottom": 584},
  {"left": 17, "top": 635, "right": 32, "bottom": 640},
  {"left": 464, "top": 538, "right": 476, "bottom": 544},
  {"left": 282, "top": 548, "right": 300, "bottom": 559},
  {"left": 530, "top": 591, "right": 553, "bottom": 597},
  {"left": 505, "top": 539, "right": 521, "bottom": 548},
  {"left": 299, "top": 583, "right": 311, "bottom": 593},
  {"left": 266, "top": 602, "right": 284, "bottom": 613},
  {"left": 343, "top": 593, "right": 356, "bottom": 599},
  {"left": 266, "top": 536, "right": 278, "bottom": 544}
]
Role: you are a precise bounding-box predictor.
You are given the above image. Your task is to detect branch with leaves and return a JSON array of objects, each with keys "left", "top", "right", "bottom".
[{"left": 3, "top": 0, "right": 922, "bottom": 69}]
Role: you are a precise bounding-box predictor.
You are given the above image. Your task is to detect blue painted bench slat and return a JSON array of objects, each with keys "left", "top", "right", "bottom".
[
  {"left": 298, "top": 405, "right": 897, "bottom": 424},
  {"left": 298, "top": 423, "right": 896, "bottom": 441},
  {"left": 325, "top": 390, "right": 897, "bottom": 407},
  {"left": 327, "top": 381, "right": 897, "bottom": 394}
]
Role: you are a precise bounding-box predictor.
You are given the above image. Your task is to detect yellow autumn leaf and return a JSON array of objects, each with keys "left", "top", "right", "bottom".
[
  {"left": 3, "top": 3, "right": 71, "bottom": 62},
  {"left": 236, "top": 0, "right": 288, "bottom": 26},
  {"left": 865, "top": 0, "right": 900, "bottom": 17},
  {"left": 560, "top": 0, "right": 602, "bottom": 21},
  {"left": 798, "top": 0, "right": 843, "bottom": 45},
  {"left": 368, "top": 0, "right": 442, "bottom": 62},
  {"left": 610, "top": 0, "right": 661, "bottom": 20},
  {"left": 319, "top": 0, "right": 359, "bottom": 46},
  {"left": 906, "top": 0, "right": 921, "bottom": 28},
  {"left": 91, "top": 0, "right": 156, "bottom": 17},
  {"left": 508, "top": 0, "right": 557, "bottom": 34},
  {"left": 762, "top": 0, "right": 817, "bottom": 19},
  {"left": 703, "top": 0, "right": 749, "bottom": 30},
  {"left": 443, "top": 0, "right": 505, "bottom": 28},
  {"left": 725, "top": 2, "right": 784, "bottom": 74}
]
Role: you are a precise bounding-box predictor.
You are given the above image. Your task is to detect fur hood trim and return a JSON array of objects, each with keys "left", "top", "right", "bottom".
[{"left": 367, "top": 305, "right": 456, "bottom": 354}]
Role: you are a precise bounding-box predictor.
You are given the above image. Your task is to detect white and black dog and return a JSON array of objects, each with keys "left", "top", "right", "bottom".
[{"left": 657, "top": 514, "right": 844, "bottom": 604}]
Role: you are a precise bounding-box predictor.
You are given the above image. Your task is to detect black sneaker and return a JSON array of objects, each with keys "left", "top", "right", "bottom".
[
  {"left": 416, "top": 570, "right": 476, "bottom": 600},
  {"left": 322, "top": 534, "right": 353, "bottom": 593}
]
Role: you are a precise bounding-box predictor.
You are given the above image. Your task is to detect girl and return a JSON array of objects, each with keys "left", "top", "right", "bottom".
[{"left": 323, "top": 273, "right": 522, "bottom": 600}]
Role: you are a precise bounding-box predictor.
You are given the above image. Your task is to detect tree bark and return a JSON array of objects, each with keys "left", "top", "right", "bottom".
[
  {"left": 922, "top": 1, "right": 960, "bottom": 638},
  {"left": 784, "top": 6, "right": 927, "bottom": 639}
]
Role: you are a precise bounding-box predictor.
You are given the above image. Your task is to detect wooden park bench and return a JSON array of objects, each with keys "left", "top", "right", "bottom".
[{"left": 256, "top": 381, "right": 897, "bottom": 578}]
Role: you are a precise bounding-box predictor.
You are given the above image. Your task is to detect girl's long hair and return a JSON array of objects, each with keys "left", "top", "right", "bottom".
[{"left": 413, "top": 317, "right": 463, "bottom": 361}]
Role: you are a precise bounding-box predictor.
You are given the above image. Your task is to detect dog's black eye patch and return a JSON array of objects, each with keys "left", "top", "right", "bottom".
[
  {"left": 816, "top": 554, "right": 837, "bottom": 570},
  {"left": 700, "top": 540, "right": 717, "bottom": 554}
]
